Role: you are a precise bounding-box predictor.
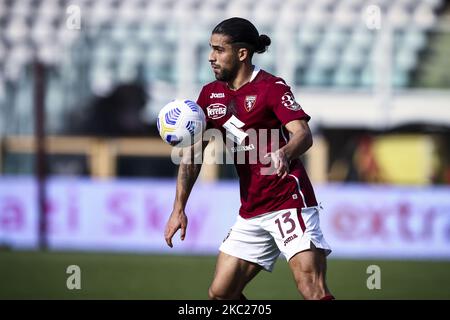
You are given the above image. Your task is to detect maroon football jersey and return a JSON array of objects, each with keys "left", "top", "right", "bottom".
[{"left": 197, "top": 68, "right": 317, "bottom": 219}]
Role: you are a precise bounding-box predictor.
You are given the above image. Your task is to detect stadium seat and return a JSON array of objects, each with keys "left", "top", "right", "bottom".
[
  {"left": 137, "top": 23, "right": 159, "bottom": 43},
  {"left": 341, "top": 46, "right": 366, "bottom": 69},
  {"left": 37, "top": 43, "right": 61, "bottom": 66},
  {"left": 0, "top": 85, "right": 4, "bottom": 108},
  {"left": 253, "top": 1, "right": 278, "bottom": 29},
  {"left": 423, "top": 0, "right": 444, "bottom": 9},
  {"left": 92, "top": 42, "right": 115, "bottom": 67},
  {"left": 333, "top": 3, "right": 358, "bottom": 28},
  {"left": 90, "top": 66, "right": 115, "bottom": 96},
  {"left": 305, "top": 4, "right": 330, "bottom": 28},
  {"left": 360, "top": 66, "right": 374, "bottom": 87},
  {"left": 198, "top": 2, "right": 224, "bottom": 27},
  {"left": 173, "top": 0, "right": 197, "bottom": 21},
  {"left": 304, "top": 68, "right": 329, "bottom": 86},
  {"left": 351, "top": 27, "right": 374, "bottom": 51},
  {"left": 403, "top": 29, "right": 427, "bottom": 50},
  {"left": 120, "top": 43, "right": 143, "bottom": 67},
  {"left": 31, "top": 19, "right": 55, "bottom": 45},
  {"left": 147, "top": 3, "right": 173, "bottom": 26},
  {"left": 0, "top": 0, "right": 8, "bottom": 17},
  {"left": 226, "top": 1, "right": 252, "bottom": 21},
  {"left": 298, "top": 26, "right": 321, "bottom": 49},
  {"left": 117, "top": 0, "right": 142, "bottom": 25},
  {"left": 392, "top": 69, "right": 409, "bottom": 87},
  {"left": 4, "top": 17, "right": 29, "bottom": 44},
  {"left": 88, "top": 0, "right": 116, "bottom": 27},
  {"left": 279, "top": 2, "right": 305, "bottom": 30},
  {"left": 10, "top": 0, "right": 33, "bottom": 19},
  {"left": 0, "top": 41, "right": 5, "bottom": 62},
  {"left": 11, "top": 74, "right": 34, "bottom": 134},
  {"left": 57, "top": 26, "right": 80, "bottom": 47},
  {"left": 253, "top": 49, "right": 276, "bottom": 74},
  {"left": 333, "top": 66, "right": 358, "bottom": 87},
  {"left": 164, "top": 23, "right": 179, "bottom": 43},
  {"left": 387, "top": 4, "right": 411, "bottom": 29},
  {"left": 395, "top": 48, "right": 418, "bottom": 72},
  {"left": 117, "top": 63, "right": 139, "bottom": 83},
  {"left": 198, "top": 51, "right": 215, "bottom": 84},
  {"left": 5, "top": 44, "right": 32, "bottom": 81},
  {"left": 322, "top": 28, "right": 349, "bottom": 50},
  {"left": 37, "top": 0, "right": 60, "bottom": 21},
  {"left": 413, "top": 3, "right": 438, "bottom": 29},
  {"left": 45, "top": 75, "right": 66, "bottom": 133},
  {"left": 299, "top": 50, "right": 313, "bottom": 71},
  {"left": 110, "top": 24, "right": 131, "bottom": 44},
  {"left": 314, "top": 47, "right": 339, "bottom": 69}
]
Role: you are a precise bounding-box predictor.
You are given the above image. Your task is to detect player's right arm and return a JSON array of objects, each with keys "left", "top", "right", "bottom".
[
  {"left": 165, "top": 86, "right": 211, "bottom": 247},
  {"left": 164, "top": 139, "right": 209, "bottom": 248}
]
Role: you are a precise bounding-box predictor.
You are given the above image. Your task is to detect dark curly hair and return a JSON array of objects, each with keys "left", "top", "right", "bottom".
[{"left": 212, "top": 17, "right": 271, "bottom": 57}]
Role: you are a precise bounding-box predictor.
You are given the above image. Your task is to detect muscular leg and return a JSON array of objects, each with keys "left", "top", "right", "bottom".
[
  {"left": 288, "top": 243, "right": 333, "bottom": 300},
  {"left": 208, "top": 251, "right": 262, "bottom": 300}
]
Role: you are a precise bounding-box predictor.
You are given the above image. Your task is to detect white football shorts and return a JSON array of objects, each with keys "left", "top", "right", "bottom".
[{"left": 219, "top": 206, "right": 332, "bottom": 272}]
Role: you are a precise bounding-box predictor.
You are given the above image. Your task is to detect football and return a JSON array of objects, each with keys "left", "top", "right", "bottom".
[{"left": 157, "top": 99, "right": 206, "bottom": 147}]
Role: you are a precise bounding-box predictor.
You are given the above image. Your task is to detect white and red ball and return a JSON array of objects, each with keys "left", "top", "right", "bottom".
[{"left": 157, "top": 99, "right": 206, "bottom": 147}]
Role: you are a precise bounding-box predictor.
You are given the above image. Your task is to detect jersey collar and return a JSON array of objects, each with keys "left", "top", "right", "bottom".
[
  {"left": 224, "top": 65, "right": 261, "bottom": 93},
  {"left": 249, "top": 66, "right": 260, "bottom": 83}
]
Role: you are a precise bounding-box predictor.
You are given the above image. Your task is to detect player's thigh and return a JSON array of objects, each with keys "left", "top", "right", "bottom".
[
  {"left": 288, "top": 243, "right": 328, "bottom": 282},
  {"left": 209, "top": 251, "right": 262, "bottom": 298},
  {"left": 261, "top": 206, "right": 331, "bottom": 277}
]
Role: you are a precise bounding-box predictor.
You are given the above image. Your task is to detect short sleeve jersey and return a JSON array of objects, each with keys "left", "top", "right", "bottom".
[{"left": 197, "top": 68, "right": 317, "bottom": 219}]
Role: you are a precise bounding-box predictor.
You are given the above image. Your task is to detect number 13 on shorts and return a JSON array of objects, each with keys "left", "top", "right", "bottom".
[
  {"left": 274, "top": 212, "right": 297, "bottom": 239},
  {"left": 268, "top": 208, "right": 307, "bottom": 249},
  {"left": 268, "top": 207, "right": 332, "bottom": 260}
]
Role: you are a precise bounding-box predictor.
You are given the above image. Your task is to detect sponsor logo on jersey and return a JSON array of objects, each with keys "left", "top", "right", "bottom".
[
  {"left": 231, "top": 144, "right": 255, "bottom": 153},
  {"left": 284, "top": 233, "right": 298, "bottom": 246},
  {"left": 244, "top": 95, "right": 257, "bottom": 112},
  {"left": 207, "top": 103, "right": 227, "bottom": 119},
  {"left": 210, "top": 92, "right": 225, "bottom": 98},
  {"left": 281, "top": 92, "right": 302, "bottom": 111}
]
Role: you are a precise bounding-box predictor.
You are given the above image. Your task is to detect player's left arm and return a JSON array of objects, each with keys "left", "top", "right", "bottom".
[
  {"left": 266, "top": 81, "right": 313, "bottom": 178},
  {"left": 265, "top": 119, "right": 312, "bottom": 178}
]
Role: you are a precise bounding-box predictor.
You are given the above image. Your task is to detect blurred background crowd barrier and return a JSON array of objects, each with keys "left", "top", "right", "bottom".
[
  {"left": 0, "top": 0, "right": 449, "bottom": 258},
  {"left": 1, "top": 178, "right": 449, "bottom": 259}
]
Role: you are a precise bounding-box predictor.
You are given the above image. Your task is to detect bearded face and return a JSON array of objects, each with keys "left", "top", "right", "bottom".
[{"left": 209, "top": 33, "right": 241, "bottom": 82}]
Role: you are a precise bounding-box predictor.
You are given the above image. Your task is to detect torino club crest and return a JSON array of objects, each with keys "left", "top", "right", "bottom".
[{"left": 244, "top": 95, "right": 257, "bottom": 112}]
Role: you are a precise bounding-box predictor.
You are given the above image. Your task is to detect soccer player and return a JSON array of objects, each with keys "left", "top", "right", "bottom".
[{"left": 164, "top": 17, "right": 334, "bottom": 300}]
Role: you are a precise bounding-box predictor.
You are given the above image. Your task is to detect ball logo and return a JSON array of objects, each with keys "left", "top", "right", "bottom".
[{"left": 207, "top": 103, "right": 227, "bottom": 119}]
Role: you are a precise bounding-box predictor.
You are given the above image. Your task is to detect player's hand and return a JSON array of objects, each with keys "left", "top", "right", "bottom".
[
  {"left": 164, "top": 209, "right": 188, "bottom": 248},
  {"left": 264, "top": 149, "right": 290, "bottom": 178}
]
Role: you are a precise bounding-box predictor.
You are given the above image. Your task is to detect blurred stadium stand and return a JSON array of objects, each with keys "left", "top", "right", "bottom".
[
  {"left": 0, "top": 0, "right": 449, "bottom": 183},
  {"left": 1, "top": 3, "right": 450, "bottom": 294}
]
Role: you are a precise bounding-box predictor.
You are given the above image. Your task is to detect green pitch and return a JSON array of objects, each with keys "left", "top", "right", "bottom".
[{"left": 0, "top": 250, "right": 449, "bottom": 299}]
